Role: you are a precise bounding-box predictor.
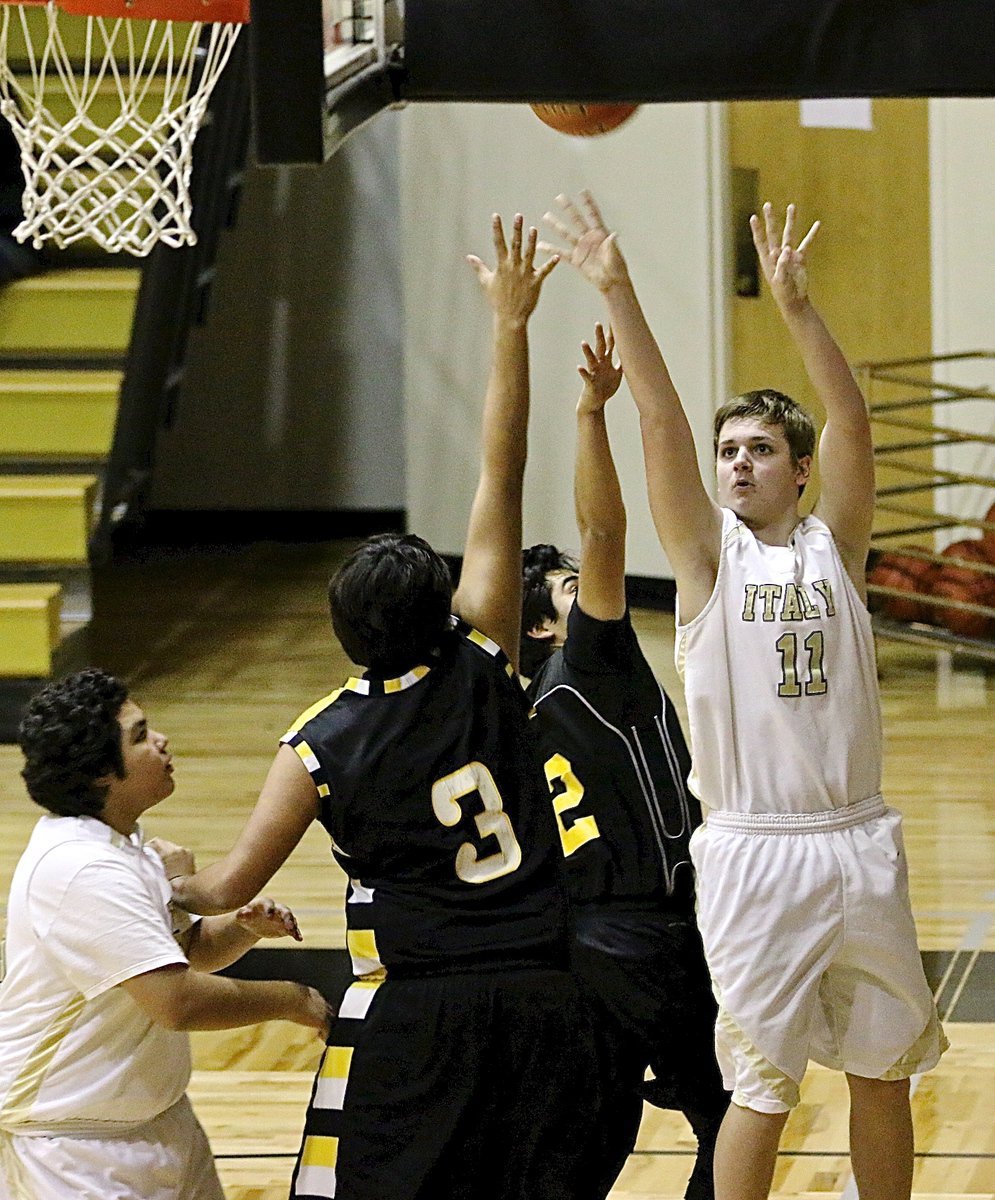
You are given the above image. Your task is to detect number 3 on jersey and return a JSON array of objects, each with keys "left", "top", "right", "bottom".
[
  {"left": 544, "top": 754, "right": 601, "bottom": 858},
  {"left": 431, "top": 762, "right": 523, "bottom": 884}
]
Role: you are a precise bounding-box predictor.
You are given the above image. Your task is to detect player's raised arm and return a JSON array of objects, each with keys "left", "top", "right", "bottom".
[
  {"left": 751, "top": 203, "right": 875, "bottom": 587},
  {"left": 543, "top": 191, "right": 722, "bottom": 616},
  {"left": 452, "top": 213, "right": 558, "bottom": 667},
  {"left": 573, "top": 322, "right": 627, "bottom": 621},
  {"left": 168, "top": 744, "right": 319, "bottom": 915}
]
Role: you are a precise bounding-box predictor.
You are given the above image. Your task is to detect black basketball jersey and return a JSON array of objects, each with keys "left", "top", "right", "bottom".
[
  {"left": 527, "top": 603, "right": 700, "bottom": 907},
  {"left": 281, "top": 617, "right": 567, "bottom": 978}
]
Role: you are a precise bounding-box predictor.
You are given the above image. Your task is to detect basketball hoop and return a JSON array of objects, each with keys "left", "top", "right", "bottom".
[{"left": 0, "top": 0, "right": 249, "bottom": 256}]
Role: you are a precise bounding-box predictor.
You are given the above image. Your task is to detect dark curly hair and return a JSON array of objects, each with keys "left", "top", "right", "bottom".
[
  {"left": 18, "top": 668, "right": 129, "bottom": 818},
  {"left": 329, "top": 533, "right": 455, "bottom": 676},
  {"left": 520, "top": 544, "right": 577, "bottom": 678}
]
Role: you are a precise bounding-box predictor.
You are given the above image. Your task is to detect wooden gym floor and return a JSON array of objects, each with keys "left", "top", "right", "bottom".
[{"left": 0, "top": 538, "right": 992, "bottom": 1200}]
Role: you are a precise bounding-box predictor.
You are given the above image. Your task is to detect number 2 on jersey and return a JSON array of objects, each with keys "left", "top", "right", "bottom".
[
  {"left": 431, "top": 762, "right": 523, "bottom": 884},
  {"left": 544, "top": 754, "right": 601, "bottom": 858},
  {"left": 776, "top": 629, "right": 828, "bottom": 697}
]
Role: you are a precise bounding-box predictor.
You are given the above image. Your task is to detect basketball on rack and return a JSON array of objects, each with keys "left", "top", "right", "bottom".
[
  {"left": 930, "top": 538, "right": 995, "bottom": 640},
  {"left": 530, "top": 102, "right": 639, "bottom": 137},
  {"left": 866, "top": 547, "right": 938, "bottom": 624}
]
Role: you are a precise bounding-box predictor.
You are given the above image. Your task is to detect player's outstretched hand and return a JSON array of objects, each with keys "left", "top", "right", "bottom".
[
  {"left": 750, "top": 201, "right": 820, "bottom": 313},
  {"left": 541, "top": 190, "right": 629, "bottom": 294},
  {"left": 577, "top": 322, "right": 623, "bottom": 416},
  {"left": 235, "top": 896, "right": 303, "bottom": 942},
  {"left": 295, "top": 984, "right": 336, "bottom": 1040},
  {"left": 466, "top": 212, "right": 559, "bottom": 325},
  {"left": 148, "top": 836, "right": 195, "bottom": 882}
]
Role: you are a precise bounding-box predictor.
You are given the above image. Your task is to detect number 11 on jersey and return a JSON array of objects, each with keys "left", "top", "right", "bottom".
[{"left": 776, "top": 629, "right": 828, "bottom": 697}]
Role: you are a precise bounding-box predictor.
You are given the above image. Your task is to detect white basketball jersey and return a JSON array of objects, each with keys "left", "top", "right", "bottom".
[{"left": 676, "top": 509, "right": 882, "bottom": 815}]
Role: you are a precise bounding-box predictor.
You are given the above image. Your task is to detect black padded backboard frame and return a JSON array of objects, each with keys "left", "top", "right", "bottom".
[
  {"left": 401, "top": 0, "right": 995, "bottom": 104},
  {"left": 250, "top": 0, "right": 995, "bottom": 164},
  {"left": 250, "top": 0, "right": 325, "bottom": 163},
  {"left": 250, "top": 0, "right": 401, "bottom": 164}
]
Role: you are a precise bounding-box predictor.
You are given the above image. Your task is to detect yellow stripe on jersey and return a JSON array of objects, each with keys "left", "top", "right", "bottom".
[
  {"left": 383, "top": 664, "right": 430, "bottom": 693},
  {"left": 346, "top": 929, "right": 382, "bottom": 976},
  {"left": 283, "top": 688, "right": 345, "bottom": 737},
  {"left": 347, "top": 929, "right": 379, "bottom": 960},
  {"left": 301, "top": 1134, "right": 339, "bottom": 1167},
  {"left": 0, "top": 993, "right": 86, "bottom": 1123},
  {"left": 313, "top": 1045, "right": 354, "bottom": 1112},
  {"left": 317, "top": 783, "right": 331, "bottom": 798},
  {"left": 295, "top": 1135, "right": 339, "bottom": 1199},
  {"left": 293, "top": 740, "right": 320, "bottom": 774},
  {"left": 320, "top": 1046, "right": 354, "bottom": 1080},
  {"left": 468, "top": 628, "right": 500, "bottom": 656}
]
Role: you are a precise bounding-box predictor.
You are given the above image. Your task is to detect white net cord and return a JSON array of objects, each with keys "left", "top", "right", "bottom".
[{"left": 0, "top": 3, "right": 242, "bottom": 255}]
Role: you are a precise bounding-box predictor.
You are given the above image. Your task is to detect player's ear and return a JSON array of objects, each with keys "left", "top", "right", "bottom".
[{"left": 527, "top": 620, "right": 557, "bottom": 642}]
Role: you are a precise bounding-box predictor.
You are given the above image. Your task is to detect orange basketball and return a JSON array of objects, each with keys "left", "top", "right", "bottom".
[
  {"left": 930, "top": 539, "right": 995, "bottom": 639},
  {"left": 937, "top": 538, "right": 989, "bottom": 582},
  {"left": 866, "top": 547, "right": 939, "bottom": 624},
  {"left": 530, "top": 102, "right": 639, "bottom": 137}
]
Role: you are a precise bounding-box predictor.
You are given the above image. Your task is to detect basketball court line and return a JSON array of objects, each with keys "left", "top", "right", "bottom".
[{"left": 211, "top": 943, "right": 995, "bottom": 1022}]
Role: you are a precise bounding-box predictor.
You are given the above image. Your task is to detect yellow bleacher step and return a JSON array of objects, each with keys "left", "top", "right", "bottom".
[
  {"left": 0, "top": 369, "right": 122, "bottom": 458},
  {"left": 0, "top": 475, "right": 98, "bottom": 563},
  {"left": 0, "top": 583, "right": 62, "bottom": 677},
  {"left": 0, "top": 269, "right": 140, "bottom": 356}
]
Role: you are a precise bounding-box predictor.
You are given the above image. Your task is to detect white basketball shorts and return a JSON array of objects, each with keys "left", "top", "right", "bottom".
[
  {"left": 0, "top": 1094, "right": 223, "bottom": 1200},
  {"left": 690, "top": 798, "right": 947, "bottom": 1114}
]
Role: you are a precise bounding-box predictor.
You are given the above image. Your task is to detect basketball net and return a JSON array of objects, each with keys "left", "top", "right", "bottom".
[{"left": 0, "top": 1, "right": 247, "bottom": 255}]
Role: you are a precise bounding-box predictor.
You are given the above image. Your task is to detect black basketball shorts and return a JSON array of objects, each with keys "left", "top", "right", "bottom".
[{"left": 291, "top": 966, "right": 601, "bottom": 1200}]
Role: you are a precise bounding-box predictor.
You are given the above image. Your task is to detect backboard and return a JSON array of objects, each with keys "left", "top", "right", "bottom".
[
  {"left": 401, "top": 0, "right": 995, "bottom": 105},
  {"left": 250, "top": 0, "right": 402, "bottom": 164},
  {"left": 251, "top": 0, "right": 995, "bottom": 165}
]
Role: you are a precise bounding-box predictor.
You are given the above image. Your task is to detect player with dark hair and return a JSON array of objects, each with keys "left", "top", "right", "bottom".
[
  {"left": 18, "top": 665, "right": 130, "bottom": 817},
  {"left": 522, "top": 323, "right": 728, "bottom": 1200},
  {"left": 168, "top": 215, "right": 602, "bottom": 1200},
  {"left": 0, "top": 668, "right": 330, "bottom": 1200},
  {"left": 328, "top": 531, "right": 454, "bottom": 674},
  {"left": 520, "top": 542, "right": 578, "bottom": 678},
  {"left": 543, "top": 192, "right": 946, "bottom": 1200}
]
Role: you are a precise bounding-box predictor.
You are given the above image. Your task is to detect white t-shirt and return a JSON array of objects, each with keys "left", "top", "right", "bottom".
[
  {"left": 676, "top": 509, "right": 883, "bottom": 815},
  {"left": 0, "top": 815, "right": 193, "bottom": 1134}
]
